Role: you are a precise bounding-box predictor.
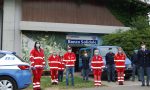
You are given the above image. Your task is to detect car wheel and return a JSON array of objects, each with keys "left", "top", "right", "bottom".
[{"left": 0, "top": 76, "right": 18, "bottom": 90}]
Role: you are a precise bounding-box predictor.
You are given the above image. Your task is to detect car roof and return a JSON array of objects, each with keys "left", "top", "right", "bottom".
[
  {"left": 0, "top": 50, "right": 16, "bottom": 54},
  {"left": 91, "top": 46, "right": 120, "bottom": 48}
]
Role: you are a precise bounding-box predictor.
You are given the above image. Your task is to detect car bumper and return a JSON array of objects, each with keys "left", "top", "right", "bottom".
[{"left": 15, "top": 70, "right": 32, "bottom": 89}]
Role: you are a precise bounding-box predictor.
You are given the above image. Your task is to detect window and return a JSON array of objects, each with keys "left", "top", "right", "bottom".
[
  {"left": 99, "top": 47, "right": 118, "bottom": 57},
  {"left": 0, "top": 53, "right": 6, "bottom": 59}
]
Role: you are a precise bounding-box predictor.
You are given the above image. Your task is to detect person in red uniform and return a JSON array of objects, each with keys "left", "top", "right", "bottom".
[
  {"left": 48, "top": 51, "right": 59, "bottom": 85},
  {"left": 58, "top": 52, "right": 65, "bottom": 82},
  {"left": 30, "top": 41, "right": 45, "bottom": 90},
  {"left": 63, "top": 46, "right": 76, "bottom": 86},
  {"left": 114, "top": 47, "right": 126, "bottom": 85},
  {"left": 91, "top": 49, "right": 105, "bottom": 87}
]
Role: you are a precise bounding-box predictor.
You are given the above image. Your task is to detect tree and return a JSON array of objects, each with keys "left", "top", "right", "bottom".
[{"left": 102, "top": 16, "right": 150, "bottom": 56}]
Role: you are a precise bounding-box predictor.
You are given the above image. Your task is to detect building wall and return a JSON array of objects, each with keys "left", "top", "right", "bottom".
[
  {"left": 2, "top": 0, "right": 22, "bottom": 54},
  {"left": 0, "top": 9, "right": 3, "bottom": 50},
  {"left": 22, "top": 0, "right": 124, "bottom": 26}
]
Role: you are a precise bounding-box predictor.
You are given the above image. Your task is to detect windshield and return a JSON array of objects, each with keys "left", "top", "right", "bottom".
[{"left": 99, "top": 47, "right": 118, "bottom": 57}]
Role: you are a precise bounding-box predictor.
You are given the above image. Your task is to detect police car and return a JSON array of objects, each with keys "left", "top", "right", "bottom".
[{"left": 0, "top": 51, "right": 32, "bottom": 90}]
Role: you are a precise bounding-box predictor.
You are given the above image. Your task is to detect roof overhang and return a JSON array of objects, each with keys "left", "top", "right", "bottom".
[{"left": 20, "top": 21, "right": 130, "bottom": 34}]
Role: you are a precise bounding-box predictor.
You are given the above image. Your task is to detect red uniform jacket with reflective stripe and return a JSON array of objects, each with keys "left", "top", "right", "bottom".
[
  {"left": 114, "top": 53, "right": 126, "bottom": 68},
  {"left": 30, "top": 48, "right": 45, "bottom": 68},
  {"left": 58, "top": 56, "right": 65, "bottom": 70},
  {"left": 63, "top": 52, "right": 76, "bottom": 67},
  {"left": 91, "top": 55, "right": 104, "bottom": 70},
  {"left": 48, "top": 55, "right": 59, "bottom": 70}
]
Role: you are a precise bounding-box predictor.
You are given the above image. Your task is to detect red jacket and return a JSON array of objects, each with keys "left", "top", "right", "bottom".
[
  {"left": 63, "top": 52, "right": 76, "bottom": 67},
  {"left": 48, "top": 55, "right": 59, "bottom": 70},
  {"left": 91, "top": 55, "right": 104, "bottom": 70},
  {"left": 30, "top": 48, "right": 45, "bottom": 68},
  {"left": 114, "top": 53, "right": 126, "bottom": 68},
  {"left": 58, "top": 56, "right": 65, "bottom": 70}
]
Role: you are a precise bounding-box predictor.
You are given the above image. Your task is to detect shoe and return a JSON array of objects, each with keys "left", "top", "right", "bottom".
[
  {"left": 141, "top": 84, "right": 145, "bottom": 86},
  {"left": 147, "top": 84, "right": 149, "bottom": 86},
  {"left": 51, "top": 82, "right": 55, "bottom": 85},
  {"left": 108, "top": 80, "right": 110, "bottom": 82},
  {"left": 112, "top": 80, "right": 116, "bottom": 82}
]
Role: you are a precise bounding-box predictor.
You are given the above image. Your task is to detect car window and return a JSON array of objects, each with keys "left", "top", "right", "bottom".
[
  {"left": 0, "top": 53, "right": 6, "bottom": 59},
  {"left": 14, "top": 54, "right": 26, "bottom": 62},
  {"left": 99, "top": 47, "right": 118, "bottom": 57}
]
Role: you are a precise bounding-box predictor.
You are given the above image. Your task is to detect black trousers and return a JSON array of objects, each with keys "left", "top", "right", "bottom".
[{"left": 58, "top": 70, "right": 64, "bottom": 82}]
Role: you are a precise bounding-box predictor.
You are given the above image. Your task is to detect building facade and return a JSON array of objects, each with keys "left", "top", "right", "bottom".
[{"left": 1, "top": 0, "right": 132, "bottom": 70}]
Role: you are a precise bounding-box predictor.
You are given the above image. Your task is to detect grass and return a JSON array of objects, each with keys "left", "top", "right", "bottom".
[{"left": 24, "top": 76, "right": 95, "bottom": 90}]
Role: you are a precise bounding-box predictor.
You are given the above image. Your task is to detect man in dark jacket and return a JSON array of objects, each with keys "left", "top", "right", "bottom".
[
  {"left": 131, "top": 50, "right": 140, "bottom": 81},
  {"left": 137, "top": 43, "right": 150, "bottom": 86},
  {"left": 105, "top": 48, "right": 115, "bottom": 82},
  {"left": 81, "top": 51, "right": 90, "bottom": 81}
]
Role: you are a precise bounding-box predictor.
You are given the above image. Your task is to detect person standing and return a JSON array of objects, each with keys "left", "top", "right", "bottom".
[
  {"left": 91, "top": 49, "right": 105, "bottom": 87},
  {"left": 30, "top": 41, "right": 45, "bottom": 90},
  {"left": 81, "top": 51, "right": 90, "bottom": 81},
  {"left": 63, "top": 46, "right": 76, "bottom": 86},
  {"left": 131, "top": 49, "right": 140, "bottom": 81},
  {"left": 137, "top": 43, "right": 150, "bottom": 86},
  {"left": 114, "top": 47, "right": 126, "bottom": 85},
  {"left": 58, "top": 52, "right": 65, "bottom": 82},
  {"left": 105, "top": 48, "right": 115, "bottom": 82},
  {"left": 48, "top": 51, "right": 59, "bottom": 85}
]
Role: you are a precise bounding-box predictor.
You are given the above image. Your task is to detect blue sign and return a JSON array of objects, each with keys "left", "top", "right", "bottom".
[{"left": 67, "top": 40, "right": 98, "bottom": 44}]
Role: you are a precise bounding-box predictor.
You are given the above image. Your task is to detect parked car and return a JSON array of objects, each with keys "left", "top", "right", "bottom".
[
  {"left": 79, "top": 46, "right": 132, "bottom": 79},
  {"left": 0, "top": 51, "right": 32, "bottom": 90}
]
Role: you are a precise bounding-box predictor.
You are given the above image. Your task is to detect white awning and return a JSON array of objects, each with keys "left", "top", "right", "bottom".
[{"left": 20, "top": 21, "right": 130, "bottom": 34}]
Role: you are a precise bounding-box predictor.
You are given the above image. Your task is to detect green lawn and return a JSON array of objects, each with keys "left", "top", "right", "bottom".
[{"left": 25, "top": 76, "right": 95, "bottom": 90}]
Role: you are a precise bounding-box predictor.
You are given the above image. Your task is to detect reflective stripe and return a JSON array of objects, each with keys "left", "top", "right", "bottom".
[
  {"left": 43, "top": 62, "right": 45, "bottom": 64},
  {"left": 33, "top": 85, "right": 40, "bottom": 88},
  {"left": 94, "top": 81, "right": 101, "bottom": 83},
  {"left": 34, "top": 65, "right": 43, "bottom": 67},
  {"left": 36, "top": 82, "right": 40, "bottom": 84},
  {"left": 31, "top": 62, "right": 34, "bottom": 64},
  {"left": 33, "top": 83, "right": 36, "bottom": 85},
  {"left": 118, "top": 80, "right": 124, "bottom": 81},
  {"left": 50, "top": 67, "right": 58, "bottom": 69},
  {"left": 30, "top": 56, "right": 34, "bottom": 58},
  {"left": 49, "top": 61, "right": 59, "bottom": 63},
  {"left": 91, "top": 61, "right": 103, "bottom": 63},
  {"left": 66, "top": 65, "right": 74, "bottom": 67},
  {"left": 116, "top": 65, "right": 125, "bottom": 67},
  {"left": 91, "top": 66, "right": 102, "bottom": 69},
  {"left": 101, "top": 66, "right": 105, "bottom": 68},
  {"left": 94, "top": 83, "right": 101, "bottom": 86},
  {"left": 114, "top": 60, "right": 125, "bottom": 62},
  {"left": 63, "top": 60, "right": 76, "bottom": 61},
  {"left": 34, "top": 57, "right": 43, "bottom": 59},
  {"left": 121, "top": 77, "right": 124, "bottom": 79},
  {"left": 58, "top": 68, "right": 65, "bottom": 70}
]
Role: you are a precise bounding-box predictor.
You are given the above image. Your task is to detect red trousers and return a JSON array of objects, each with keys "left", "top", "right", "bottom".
[
  {"left": 32, "top": 68, "right": 43, "bottom": 90},
  {"left": 93, "top": 69, "right": 102, "bottom": 86},
  {"left": 50, "top": 69, "right": 58, "bottom": 83},
  {"left": 116, "top": 68, "right": 125, "bottom": 84}
]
